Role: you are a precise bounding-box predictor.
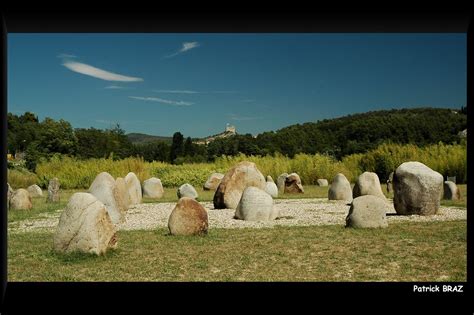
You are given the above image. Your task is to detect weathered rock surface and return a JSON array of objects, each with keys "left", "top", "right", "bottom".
[
  {"left": 235, "top": 187, "right": 278, "bottom": 221},
  {"left": 89, "top": 172, "right": 123, "bottom": 225},
  {"left": 27, "top": 184, "right": 43, "bottom": 197},
  {"left": 284, "top": 173, "right": 304, "bottom": 194},
  {"left": 328, "top": 173, "right": 352, "bottom": 202},
  {"left": 277, "top": 173, "right": 288, "bottom": 193},
  {"left": 47, "top": 178, "right": 61, "bottom": 203},
  {"left": 352, "top": 172, "right": 386, "bottom": 199},
  {"left": 393, "top": 161, "right": 443, "bottom": 215},
  {"left": 7, "top": 183, "right": 13, "bottom": 210},
  {"left": 177, "top": 183, "right": 199, "bottom": 199},
  {"left": 142, "top": 177, "right": 164, "bottom": 199},
  {"left": 168, "top": 197, "right": 208, "bottom": 236},
  {"left": 125, "top": 172, "right": 142, "bottom": 206},
  {"left": 265, "top": 180, "right": 279, "bottom": 198},
  {"left": 9, "top": 188, "right": 32, "bottom": 210},
  {"left": 317, "top": 179, "right": 328, "bottom": 187},
  {"left": 203, "top": 173, "right": 224, "bottom": 191},
  {"left": 346, "top": 195, "right": 389, "bottom": 228},
  {"left": 443, "top": 181, "right": 461, "bottom": 201},
  {"left": 213, "top": 161, "right": 266, "bottom": 209},
  {"left": 53, "top": 192, "right": 117, "bottom": 255},
  {"left": 115, "top": 177, "right": 130, "bottom": 212}
]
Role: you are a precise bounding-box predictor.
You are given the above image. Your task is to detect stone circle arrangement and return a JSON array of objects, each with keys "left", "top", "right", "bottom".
[{"left": 7, "top": 160, "right": 461, "bottom": 256}]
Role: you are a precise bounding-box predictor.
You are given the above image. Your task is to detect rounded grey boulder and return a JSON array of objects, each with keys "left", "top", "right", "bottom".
[
  {"left": 328, "top": 173, "right": 352, "bottom": 202},
  {"left": 443, "top": 181, "right": 461, "bottom": 200},
  {"left": 317, "top": 179, "right": 329, "bottom": 187},
  {"left": 10, "top": 188, "right": 32, "bottom": 210},
  {"left": 143, "top": 177, "right": 164, "bottom": 198},
  {"left": 178, "top": 183, "right": 198, "bottom": 199},
  {"left": 393, "top": 162, "right": 443, "bottom": 215},
  {"left": 346, "top": 195, "right": 389, "bottom": 228},
  {"left": 235, "top": 187, "right": 278, "bottom": 221},
  {"left": 352, "top": 172, "right": 386, "bottom": 199},
  {"left": 27, "top": 184, "right": 43, "bottom": 197}
]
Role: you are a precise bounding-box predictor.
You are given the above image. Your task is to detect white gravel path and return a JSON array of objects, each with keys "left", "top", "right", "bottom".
[{"left": 9, "top": 198, "right": 467, "bottom": 233}]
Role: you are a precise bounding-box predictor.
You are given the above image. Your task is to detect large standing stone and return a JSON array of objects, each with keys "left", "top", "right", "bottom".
[
  {"left": 47, "top": 178, "right": 60, "bottom": 203},
  {"left": 235, "top": 187, "right": 278, "bottom": 221},
  {"left": 53, "top": 192, "right": 117, "bottom": 255},
  {"left": 7, "top": 183, "right": 13, "bottom": 210},
  {"left": 443, "top": 181, "right": 461, "bottom": 200},
  {"left": 317, "top": 179, "right": 329, "bottom": 187},
  {"left": 143, "top": 177, "right": 164, "bottom": 198},
  {"left": 352, "top": 172, "right": 386, "bottom": 199},
  {"left": 115, "top": 177, "right": 130, "bottom": 212},
  {"left": 328, "top": 173, "right": 352, "bottom": 202},
  {"left": 177, "top": 183, "right": 199, "bottom": 199},
  {"left": 89, "top": 172, "right": 123, "bottom": 225},
  {"left": 284, "top": 173, "right": 304, "bottom": 194},
  {"left": 213, "top": 161, "right": 266, "bottom": 209},
  {"left": 9, "top": 188, "right": 32, "bottom": 210},
  {"left": 203, "top": 173, "right": 224, "bottom": 191},
  {"left": 265, "top": 176, "right": 278, "bottom": 198},
  {"left": 27, "top": 184, "right": 43, "bottom": 197},
  {"left": 125, "top": 172, "right": 142, "bottom": 206},
  {"left": 393, "top": 161, "right": 443, "bottom": 215},
  {"left": 346, "top": 195, "right": 389, "bottom": 228},
  {"left": 386, "top": 172, "right": 394, "bottom": 194},
  {"left": 168, "top": 197, "right": 208, "bottom": 236},
  {"left": 277, "top": 173, "right": 288, "bottom": 193}
]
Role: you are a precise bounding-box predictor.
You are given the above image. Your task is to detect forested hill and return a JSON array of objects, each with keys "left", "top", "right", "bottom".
[
  {"left": 208, "top": 107, "right": 467, "bottom": 159},
  {"left": 127, "top": 133, "right": 172, "bottom": 144}
]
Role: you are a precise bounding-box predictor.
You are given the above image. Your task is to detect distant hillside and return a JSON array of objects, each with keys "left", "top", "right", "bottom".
[
  {"left": 207, "top": 107, "right": 467, "bottom": 159},
  {"left": 127, "top": 133, "right": 172, "bottom": 144}
]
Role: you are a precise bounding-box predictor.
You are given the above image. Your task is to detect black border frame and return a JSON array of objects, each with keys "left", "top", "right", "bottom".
[{"left": 1, "top": 9, "right": 472, "bottom": 314}]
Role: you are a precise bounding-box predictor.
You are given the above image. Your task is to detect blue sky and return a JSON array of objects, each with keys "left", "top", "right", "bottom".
[{"left": 8, "top": 33, "right": 466, "bottom": 138}]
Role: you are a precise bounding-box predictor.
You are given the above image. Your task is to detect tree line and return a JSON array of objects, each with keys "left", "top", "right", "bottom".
[{"left": 7, "top": 107, "right": 467, "bottom": 171}]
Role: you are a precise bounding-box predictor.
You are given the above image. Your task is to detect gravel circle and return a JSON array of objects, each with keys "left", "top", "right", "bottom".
[{"left": 9, "top": 198, "right": 466, "bottom": 233}]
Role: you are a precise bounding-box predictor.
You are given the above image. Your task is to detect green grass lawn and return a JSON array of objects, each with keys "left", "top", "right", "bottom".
[{"left": 8, "top": 220, "right": 466, "bottom": 282}]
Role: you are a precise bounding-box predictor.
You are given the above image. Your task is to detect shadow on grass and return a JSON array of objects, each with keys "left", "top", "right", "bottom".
[{"left": 49, "top": 248, "right": 121, "bottom": 264}]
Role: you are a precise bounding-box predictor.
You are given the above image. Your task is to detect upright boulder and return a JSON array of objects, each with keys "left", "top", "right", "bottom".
[
  {"left": 7, "top": 183, "right": 13, "bottom": 210},
  {"left": 265, "top": 176, "right": 278, "bottom": 198},
  {"left": 47, "top": 178, "right": 60, "bottom": 203},
  {"left": 115, "top": 177, "right": 130, "bottom": 212},
  {"left": 277, "top": 173, "right": 288, "bottom": 193},
  {"left": 328, "top": 173, "right": 352, "bottom": 202},
  {"left": 443, "top": 181, "right": 461, "bottom": 200},
  {"left": 27, "top": 184, "right": 43, "bottom": 197},
  {"left": 9, "top": 188, "right": 32, "bottom": 210},
  {"left": 393, "top": 162, "right": 443, "bottom": 215},
  {"left": 125, "top": 172, "right": 142, "bottom": 206},
  {"left": 213, "top": 161, "right": 266, "bottom": 209},
  {"left": 177, "top": 183, "right": 198, "bottom": 199},
  {"left": 168, "top": 197, "right": 208, "bottom": 236},
  {"left": 203, "top": 173, "right": 224, "bottom": 191},
  {"left": 53, "top": 192, "right": 117, "bottom": 255},
  {"left": 235, "top": 187, "right": 278, "bottom": 221},
  {"left": 346, "top": 195, "right": 389, "bottom": 228},
  {"left": 386, "top": 172, "right": 394, "bottom": 194},
  {"left": 317, "top": 179, "right": 329, "bottom": 187},
  {"left": 284, "top": 173, "right": 304, "bottom": 194},
  {"left": 89, "top": 172, "right": 123, "bottom": 225},
  {"left": 142, "top": 177, "right": 164, "bottom": 199},
  {"left": 352, "top": 172, "right": 386, "bottom": 199}
]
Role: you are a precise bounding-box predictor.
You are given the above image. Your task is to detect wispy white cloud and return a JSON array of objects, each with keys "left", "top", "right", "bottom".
[
  {"left": 164, "top": 41, "right": 200, "bottom": 58},
  {"left": 57, "top": 53, "right": 77, "bottom": 59},
  {"left": 129, "top": 96, "right": 193, "bottom": 106},
  {"left": 104, "top": 85, "right": 134, "bottom": 90},
  {"left": 153, "top": 90, "right": 200, "bottom": 94},
  {"left": 228, "top": 113, "right": 262, "bottom": 121},
  {"left": 62, "top": 61, "right": 143, "bottom": 82}
]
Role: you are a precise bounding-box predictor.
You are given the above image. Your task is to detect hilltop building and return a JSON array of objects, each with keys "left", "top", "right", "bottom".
[{"left": 195, "top": 124, "right": 237, "bottom": 145}]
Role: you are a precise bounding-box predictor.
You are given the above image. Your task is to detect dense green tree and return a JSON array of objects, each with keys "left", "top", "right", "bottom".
[{"left": 170, "top": 132, "right": 184, "bottom": 163}]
